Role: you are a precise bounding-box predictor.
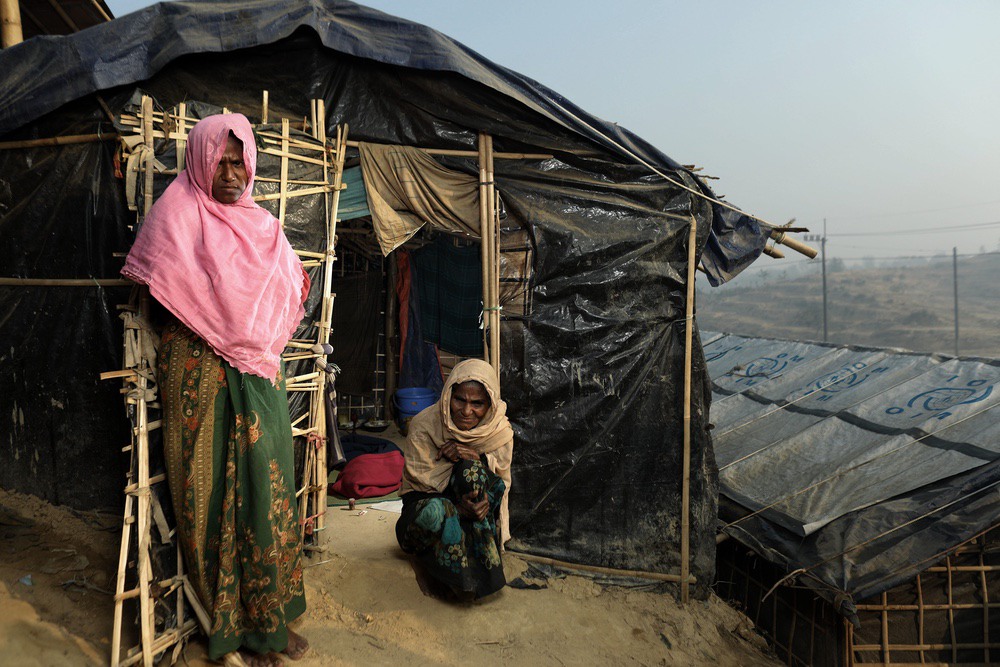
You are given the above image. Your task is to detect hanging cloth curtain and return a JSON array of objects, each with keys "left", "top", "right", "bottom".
[{"left": 358, "top": 142, "right": 481, "bottom": 255}]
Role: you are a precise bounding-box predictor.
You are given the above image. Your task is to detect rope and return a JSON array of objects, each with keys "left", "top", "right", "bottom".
[{"left": 542, "top": 95, "right": 780, "bottom": 230}]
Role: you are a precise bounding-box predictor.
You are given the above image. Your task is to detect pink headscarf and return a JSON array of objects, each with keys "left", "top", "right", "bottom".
[{"left": 122, "top": 113, "right": 309, "bottom": 380}]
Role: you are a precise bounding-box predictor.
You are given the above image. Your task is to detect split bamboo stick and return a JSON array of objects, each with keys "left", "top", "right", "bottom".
[
  {"left": 679, "top": 214, "right": 697, "bottom": 604},
  {"left": 253, "top": 184, "right": 340, "bottom": 202}
]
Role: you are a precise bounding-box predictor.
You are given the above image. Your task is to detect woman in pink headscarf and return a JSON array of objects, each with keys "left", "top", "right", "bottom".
[{"left": 122, "top": 114, "right": 310, "bottom": 667}]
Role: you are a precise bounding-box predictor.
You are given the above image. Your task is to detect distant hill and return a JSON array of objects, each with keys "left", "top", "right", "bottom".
[{"left": 696, "top": 252, "right": 1000, "bottom": 358}]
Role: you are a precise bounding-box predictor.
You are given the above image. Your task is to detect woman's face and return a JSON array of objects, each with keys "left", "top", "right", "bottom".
[
  {"left": 211, "top": 133, "right": 248, "bottom": 203},
  {"left": 450, "top": 380, "right": 490, "bottom": 431}
]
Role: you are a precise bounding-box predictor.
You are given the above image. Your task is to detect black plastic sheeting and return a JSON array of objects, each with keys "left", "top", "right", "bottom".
[
  {"left": 706, "top": 332, "right": 1000, "bottom": 623},
  {"left": 0, "top": 0, "right": 738, "bottom": 589},
  {"left": 0, "top": 0, "right": 765, "bottom": 286}
]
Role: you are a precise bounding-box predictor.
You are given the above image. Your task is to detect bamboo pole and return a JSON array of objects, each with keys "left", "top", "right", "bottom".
[
  {"left": 0, "top": 0, "right": 23, "bottom": 47},
  {"left": 135, "top": 293, "right": 154, "bottom": 667},
  {"left": 770, "top": 229, "right": 818, "bottom": 259},
  {"left": 947, "top": 556, "right": 958, "bottom": 664},
  {"left": 384, "top": 253, "right": 398, "bottom": 421},
  {"left": 312, "top": 114, "right": 344, "bottom": 539},
  {"left": 175, "top": 103, "right": 188, "bottom": 172},
  {"left": 507, "top": 549, "right": 694, "bottom": 584},
  {"left": 917, "top": 572, "right": 926, "bottom": 665},
  {"left": 881, "top": 591, "right": 890, "bottom": 664},
  {"left": 141, "top": 96, "right": 155, "bottom": 218},
  {"left": 679, "top": 214, "right": 697, "bottom": 604},
  {"left": 88, "top": 0, "right": 112, "bottom": 22},
  {"left": 0, "top": 278, "right": 131, "bottom": 286},
  {"left": 485, "top": 135, "right": 500, "bottom": 372},
  {"left": 261, "top": 91, "right": 269, "bottom": 124},
  {"left": 110, "top": 489, "right": 134, "bottom": 666},
  {"left": 46, "top": 0, "right": 79, "bottom": 31},
  {"left": 278, "top": 119, "right": 290, "bottom": 225},
  {"left": 477, "top": 133, "right": 490, "bottom": 361},
  {"left": 981, "top": 550, "right": 991, "bottom": 665},
  {"left": 0, "top": 133, "right": 118, "bottom": 151},
  {"left": 346, "top": 138, "right": 552, "bottom": 160}
]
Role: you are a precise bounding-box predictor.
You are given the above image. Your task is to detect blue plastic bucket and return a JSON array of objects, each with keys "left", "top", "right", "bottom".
[{"left": 394, "top": 387, "right": 438, "bottom": 419}]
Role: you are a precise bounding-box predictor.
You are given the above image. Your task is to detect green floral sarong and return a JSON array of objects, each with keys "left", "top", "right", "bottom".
[
  {"left": 159, "top": 322, "right": 305, "bottom": 659},
  {"left": 396, "top": 459, "right": 507, "bottom": 599}
]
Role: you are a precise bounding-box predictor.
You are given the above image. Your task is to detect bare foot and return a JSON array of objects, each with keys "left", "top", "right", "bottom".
[
  {"left": 237, "top": 649, "right": 283, "bottom": 667},
  {"left": 282, "top": 629, "right": 309, "bottom": 660},
  {"left": 408, "top": 560, "right": 454, "bottom": 600}
]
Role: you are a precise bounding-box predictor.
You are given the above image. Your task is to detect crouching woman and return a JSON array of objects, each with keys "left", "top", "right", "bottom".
[{"left": 396, "top": 359, "right": 513, "bottom": 600}]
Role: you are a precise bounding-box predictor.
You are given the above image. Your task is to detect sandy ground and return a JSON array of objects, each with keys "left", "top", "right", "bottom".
[{"left": 0, "top": 486, "right": 778, "bottom": 666}]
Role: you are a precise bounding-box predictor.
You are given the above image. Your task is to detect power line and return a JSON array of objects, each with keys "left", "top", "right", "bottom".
[
  {"left": 828, "top": 220, "right": 1000, "bottom": 237},
  {"left": 829, "top": 198, "right": 1000, "bottom": 222}
]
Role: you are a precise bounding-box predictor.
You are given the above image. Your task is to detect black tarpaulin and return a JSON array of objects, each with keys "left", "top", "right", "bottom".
[{"left": 0, "top": 0, "right": 763, "bottom": 590}]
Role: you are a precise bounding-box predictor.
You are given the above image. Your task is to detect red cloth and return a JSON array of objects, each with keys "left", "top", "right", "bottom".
[{"left": 329, "top": 451, "right": 404, "bottom": 499}]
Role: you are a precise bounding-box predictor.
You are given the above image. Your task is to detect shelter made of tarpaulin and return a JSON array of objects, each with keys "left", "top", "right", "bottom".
[
  {"left": 705, "top": 331, "right": 1000, "bottom": 621},
  {"left": 0, "top": 0, "right": 771, "bottom": 593}
]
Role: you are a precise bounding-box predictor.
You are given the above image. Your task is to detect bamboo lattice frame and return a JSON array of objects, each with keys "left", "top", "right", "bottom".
[
  {"left": 716, "top": 523, "right": 1000, "bottom": 667},
  {"left": 108, "top": 93, "right": 346, "bottom": 665}
]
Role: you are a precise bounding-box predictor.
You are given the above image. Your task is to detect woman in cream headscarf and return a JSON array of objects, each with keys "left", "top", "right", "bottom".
[{"left": 396, "top": 358, "right": 514, "bottom": 600}]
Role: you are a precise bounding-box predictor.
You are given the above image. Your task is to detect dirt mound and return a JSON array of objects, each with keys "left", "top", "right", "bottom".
[{"left": 0, "top": 488, "right": 777, "bottom": 666}]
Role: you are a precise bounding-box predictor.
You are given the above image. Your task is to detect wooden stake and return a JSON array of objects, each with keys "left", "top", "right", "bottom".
[
  {"left": 261, "top": 91, "right": 269, "bottom": 124},
  {"left": 680, "top": 214, "right": 697, "bottom": 604}
]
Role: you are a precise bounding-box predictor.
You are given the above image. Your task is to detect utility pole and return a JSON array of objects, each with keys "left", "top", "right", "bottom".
[
  {"left": 821, "top": 219, "right": 828, "bottom": 342},
  {"left": 805, "top": 220, "right": 828, "bottom": 341},
  {"left": 953, "top": 246, "right": 960, "bottom": 356}
]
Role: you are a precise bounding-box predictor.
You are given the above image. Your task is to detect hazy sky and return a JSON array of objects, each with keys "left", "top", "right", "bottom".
[{"left": 105, "top": 1, "right": 1000, "bottom": 266}]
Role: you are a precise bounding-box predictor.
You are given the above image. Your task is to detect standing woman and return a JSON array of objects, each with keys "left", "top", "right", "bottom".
[
  {"left": 396, "top": 358, "right": 514, "bottom": 600},
  {"left": 122, "top": 114, "right": 310, "bottom": 667}
]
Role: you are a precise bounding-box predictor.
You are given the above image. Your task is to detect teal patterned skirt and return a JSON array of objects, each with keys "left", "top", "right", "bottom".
[{"left": 396, "top": 459, "right": 507, "bottom": 599}]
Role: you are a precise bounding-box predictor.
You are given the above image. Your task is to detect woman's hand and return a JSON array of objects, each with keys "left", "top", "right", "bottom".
[
  {"left": 436, "top": 440, "right": 479, "bottom": 463},
  {"left": 456, "top": 490, "right": 489, "bottom": 522}
]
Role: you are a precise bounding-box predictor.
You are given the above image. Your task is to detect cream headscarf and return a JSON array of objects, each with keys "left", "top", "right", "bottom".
[{"left": 400, "top": 358, "right": 515, "bottom": 542}]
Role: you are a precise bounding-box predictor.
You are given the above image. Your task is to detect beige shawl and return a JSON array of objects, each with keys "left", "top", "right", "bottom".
[{"left": 399, "top": 358, "right": 514, "bottom": 542}]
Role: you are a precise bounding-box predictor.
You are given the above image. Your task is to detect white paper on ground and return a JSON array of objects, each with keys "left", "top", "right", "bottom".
[{"left": 370, "top": 499, "right": 403, "bottom": 514}]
